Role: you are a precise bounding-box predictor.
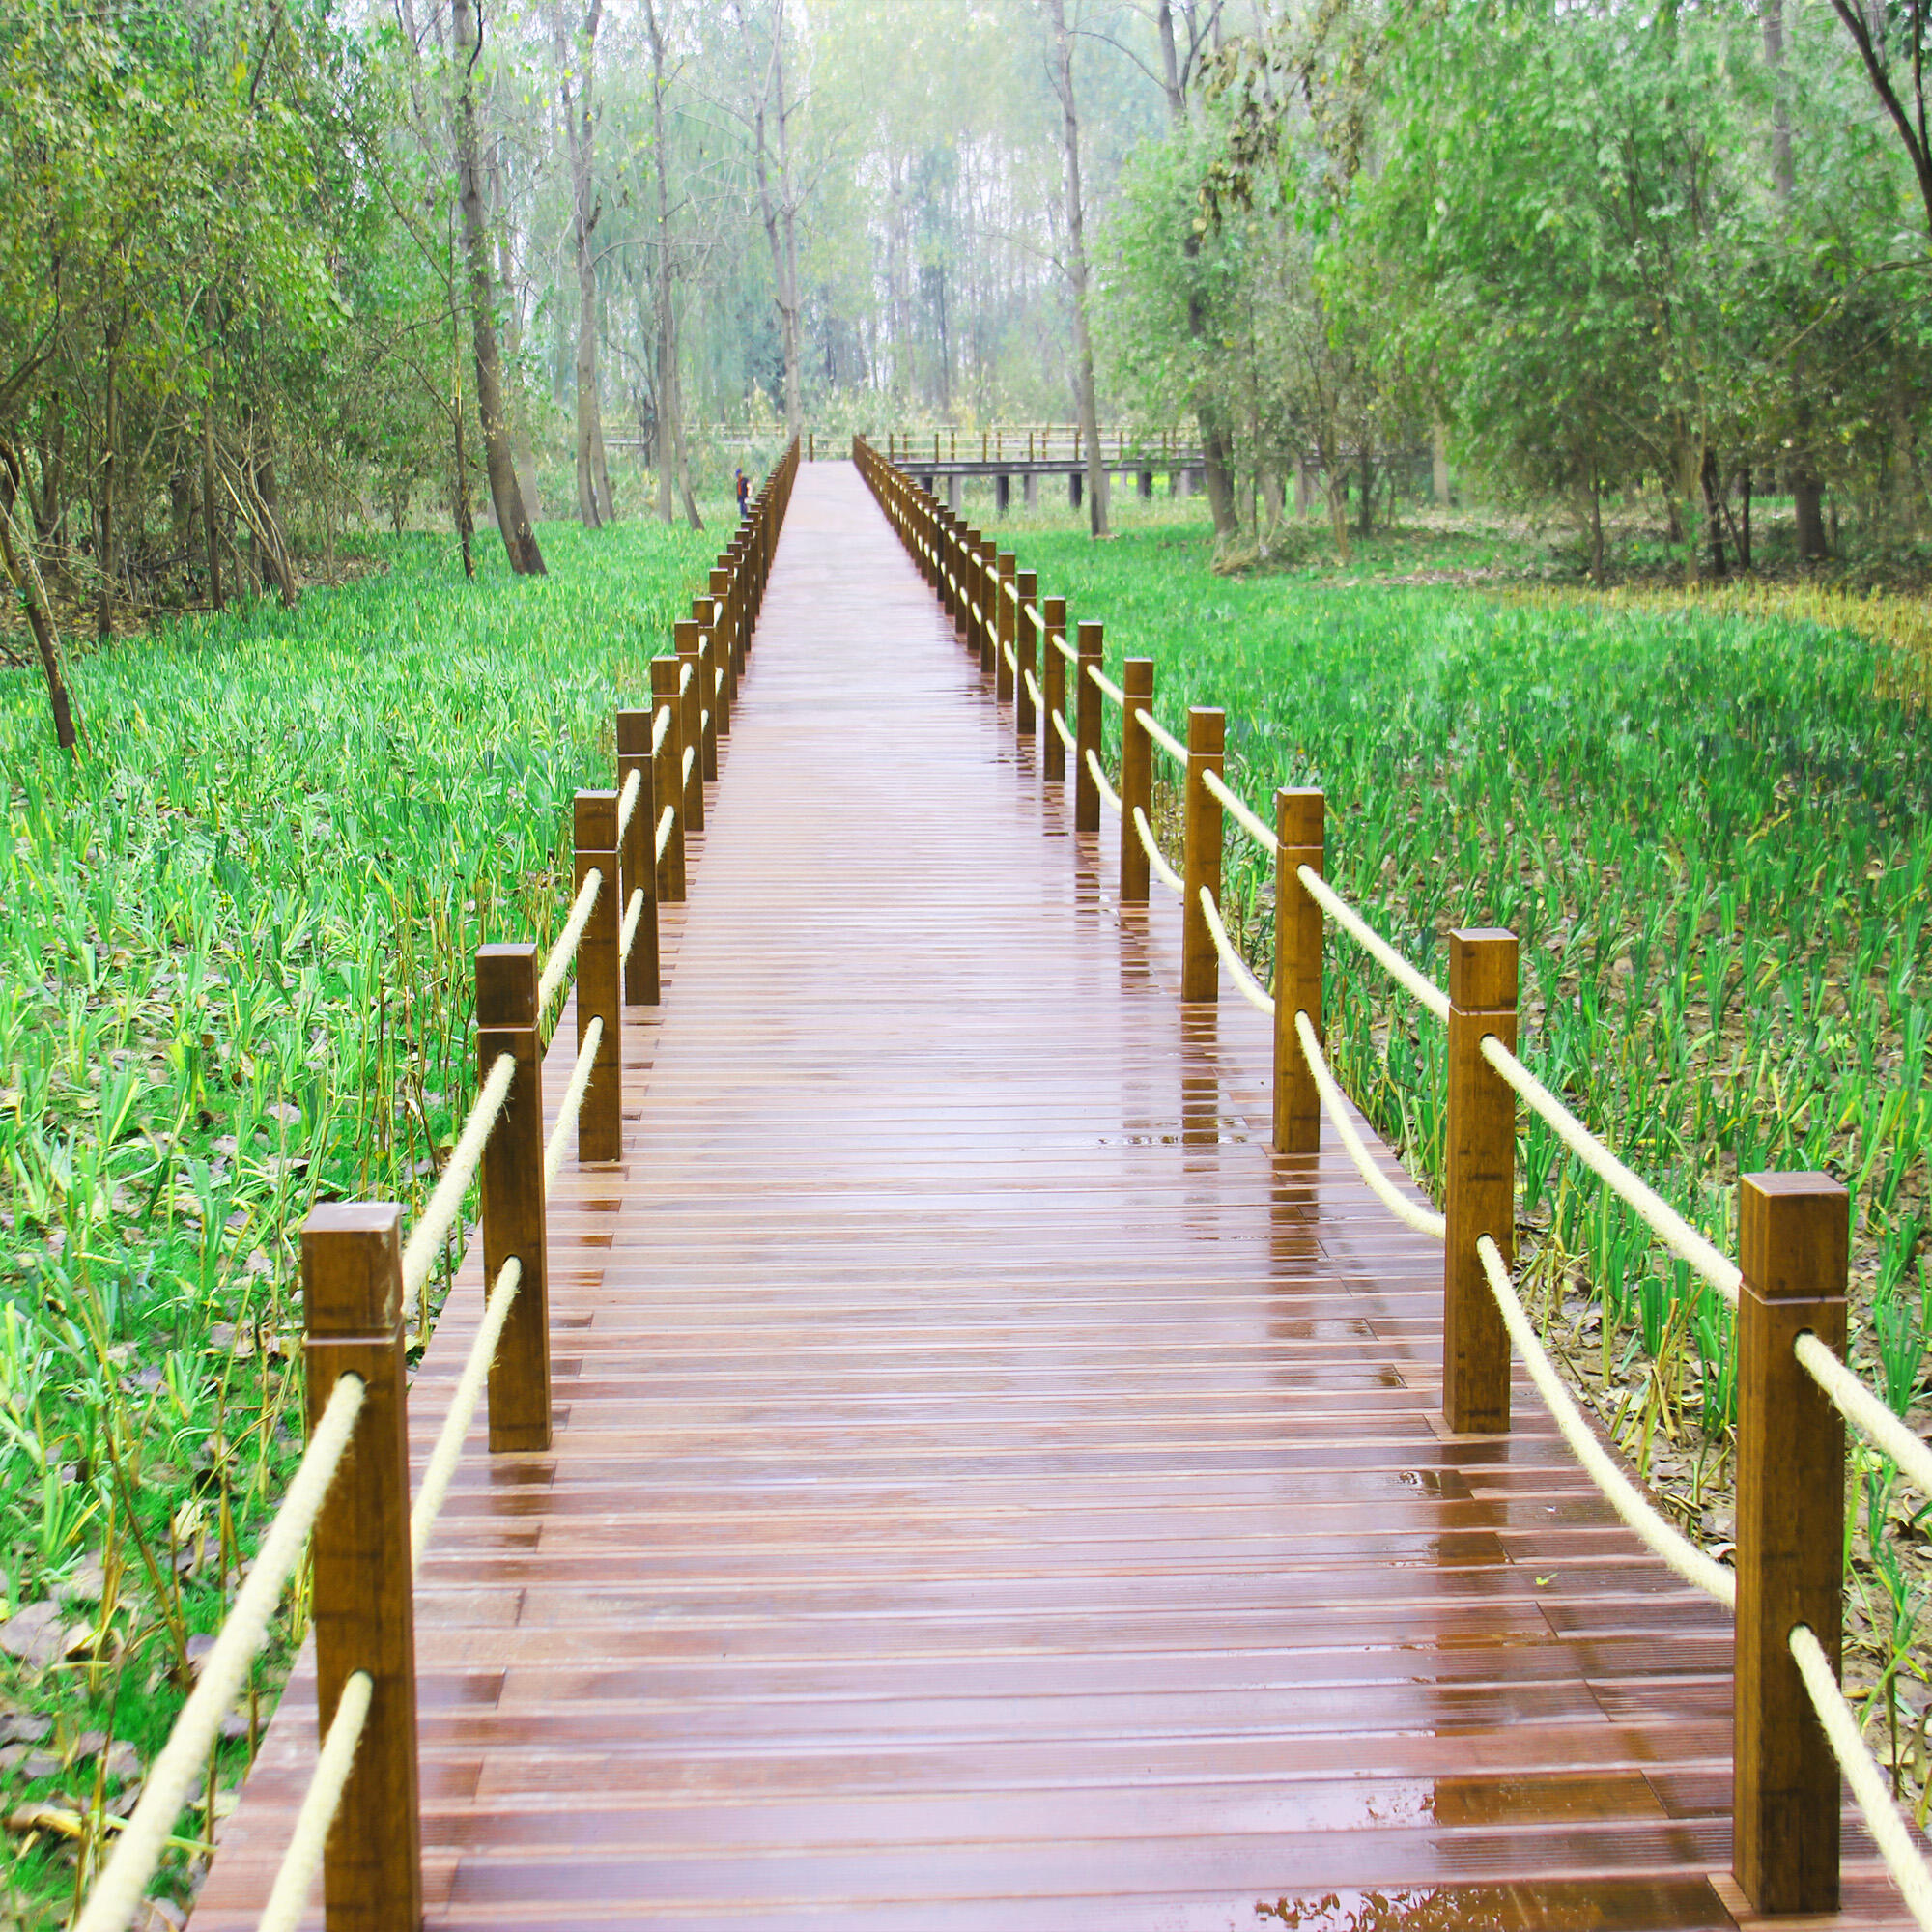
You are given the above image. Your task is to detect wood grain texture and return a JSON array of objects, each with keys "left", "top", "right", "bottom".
[
  {"left": 1121, "top": 658, "right": 1154, "bottom": 906},
  {"left": 1181, "top": 706, "right": 1225, "bottom": 1003},
  {"left": 1273, "top": 787, "right": 1323, "bottom": 1157},
  {"left": 193, "top": 464, "right": 1906, "bottom": 1932}
]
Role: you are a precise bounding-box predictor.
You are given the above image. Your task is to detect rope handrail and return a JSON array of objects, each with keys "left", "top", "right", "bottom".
[
  {"left": 682, "top": 745, "right": 696, "bottom": 785},
  {"left": 1477, "top": 1235, "right": 1737, "bottom": 1605},
  {"left": 620, "top": 887, "right": 646, "bottom": 966},
  {"left": 1023, "top": 668, "right": 1044, "bottom": 711},
  {"left": 73, "top": 1372, "right": 369, "bottom": 1932},
  {"left": 1086, "top": 749, "right": 1122, "bottom": 815},
  {"left": 1087, "top": 665, "right": 1125, "bottom": 707},
  {"left": 1296, "top": 865, "right": 1451, "bottom": 1023},
  {"left": 1131, "top": 806, "right": 1181, "bottom": 894},
  {"left": 543, "top": 1015, "right": 604, "bottom": 1194},
  {"left": 1199, "top": 889, "right": 1274, "bottom": 1016},
  {"left": 537, "top": 867, "right": 603, "bottom": 1020},
  {"left": 1050, "top": 632, "right": 1078, "bottom": 667},
  {"left": 678, "top": 661, "right": 693, "bottom": 696},
  {"left": 1024, "top": 602, "right": 1042, "bottom": 631},
  {"left": 1790, "top": 1624, "right": 1932, "bottom": 1929},
  {"left": 1294, "top": 1009, "right": 1447, "bottom": 1241},
  {"left": 1002, "top": 642, "right": 1017, "bottom": 675},
  {"left": 1794, "top": 1332, "right": 1932, "bottom": 1497},
  {"left": 410, "top": 1255, "right": 523, "bottom": 1570},
  {"left": 615, "top": 766, "right": 641, "bottom": 840},
  {"left": 651, "top": 707, "right": 669, "bottom": 755},
  {"left": 1051, "top": 712, "right": 1077, "bottom": 753},
  {"left": 700, "top": 708, "right": 712, "bottom": 731},
  {"left": 654, "top": 805, "right": 676, "bottom": 863},
  {"left": 399, "top": 1049, "right": 516, "bottom": 1320},
  {"left": 1203, "top": 768, "right": 1280, "bottom": 857},
  {"left": 254, "top": 1670, "right": 371, "bottom": 1932},
  {"left": 1479, "top": 1034, "right": 1742, "bottom": 1306},
  {"left": 1133, "top": 707, "right": 1188, "bottom": 768}
]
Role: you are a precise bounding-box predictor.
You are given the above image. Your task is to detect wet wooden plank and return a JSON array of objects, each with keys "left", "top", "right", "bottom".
[{"left": 189, "top": 464, "right": 1900, "bottom": 1931}]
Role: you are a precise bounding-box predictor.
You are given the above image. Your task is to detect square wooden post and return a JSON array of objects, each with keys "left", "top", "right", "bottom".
[
  {"left": 1073, "top": 621, "right": 1103, "bottom": 834},
  {"left": 574, "top": 791, "right": 623, "bottom": 1164},
  {"left": 672, "top": 620, "right": 706, "bottom": 836},
  {"left": 1042, "top": 598, "right": 1068, "bottom": 784},
  {"left": 1181, "top": 708, "right": 1225, "bottom": 1002},
  {"left": 616, "top": 708, "right": 660, "bottom": 1005},
  {"left": 1273, "top": 789, "right": 1324, "bottom": 1155},
  {"left": 1120, "top": 660, "right": 1154, "bottom": 904},
  {"left": 995, "top": 553, "right": 1016, "bottom": 703},
  {"left": 1734, "top": 1171, "right": 1848, "bottom": 1916},
  {"left": 301, "top": 1205, "right": 423, "bottom": 1932},
  {"left": 1015, "top": 570, "right": 1038, "bottom": 742},
  {"left": 978, "top": 539, "right": 998, "bottom": 675},
  {"left": 648, "top": 658, "right": 686, "bottom": 903}
]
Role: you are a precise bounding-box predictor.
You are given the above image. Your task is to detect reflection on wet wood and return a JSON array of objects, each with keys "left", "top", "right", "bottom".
[{"left": 190, "top": 465, "right": 1901, "bottom": 1932}]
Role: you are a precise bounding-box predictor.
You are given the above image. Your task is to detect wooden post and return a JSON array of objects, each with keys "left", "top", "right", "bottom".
[
  {"left": 1734, "top": 1172, "right": 1848, "bottom": 1916},
  {"left": 710, "top": 569, "right": 738, "bottom": 709},
  {"left": 1442, "top": 928, "right": 1517, "bottom": 1434},
  {"left": 995, "top": 552, "right": 1016, "bottom": 702},
  {"left": 649, "top": 658, "right": 686, "bottom": 902},
  {"left": 690, "top": 603, "right": 722, "bottom": 776},
  {"left": 978, "top": 539, "right": 998, "bottom": 675},
  {"left": 616, "top": 708, "right": 660, "bottom": 1005},
  {"left": 1073, "top": 620, "right": 1103, "bottom": 834},
  {"left": 301, "top": 1205, "right": 423, "bottom": 1932},
  {"left": 1014, "top": 570, "right": 1037, "bottom": 742},
  {"left": 1273, "top": 789, "right": 1324, "bottom": 1155},
  {"left": 1180, "top": 708, "right": 1225, "bottom": 1002},
  {"left": 1042, "top": 597, "right": 1067, "bottom": 784},
  {"left": 574, "top": 791, "right": 622, "bottom": 1164},
  {"left": 1120, "top": 659, "right": 1154, "bottom": 904},
  {"left": 673, "top": 620, "right": 705, "bottom": 835},
  {"left": 475, "top": 945, "right": 551, "bottom": 1451}
]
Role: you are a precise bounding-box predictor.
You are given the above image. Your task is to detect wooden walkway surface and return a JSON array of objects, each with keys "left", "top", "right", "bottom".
[{"left": 195, "top": 466, "right": 1900, "bottom": 1931}]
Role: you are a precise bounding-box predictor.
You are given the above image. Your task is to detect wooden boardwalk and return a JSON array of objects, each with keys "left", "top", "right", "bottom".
[{"left": 194, "top": 466, "right": 1898, "bottom": 1931}]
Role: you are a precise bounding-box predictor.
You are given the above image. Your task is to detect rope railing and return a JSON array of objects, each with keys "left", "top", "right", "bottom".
[
  {"left": 1204, "top": 767, "right": 1279, "bottom": 857},
  {"left": 620, "top": 887, "right": 646, "bottom": 966},
  {"left": 655, "top": 805, "right": 676, "bottom": 864},
  {"left": 1795, "top": 1332, "right": 1932, "bottom": 1497},
  {"left": 1199, "top": 889, "right": 1273, "bottom": 1016},
  {"left": 652, "top": 707, "right": 669, "bottom": 755},
  {"left": 615, "top": 765, "right": 641, "bottom": 839},
  {"left": 73, "top": 1372, "right": 368, "bottom": 1932},
  {"left": 1086, "top": 748, "right": 1122, "bottom": 815},
  {"left": 1051, "top": 712, "right": 1077, "bottom": 753},
  {"left": 537, "top": 867, "right": 603, "bottom": 1020},
  {"left": 1087, "top": 664, "right": 1125, "bottom": 707},
  {"left": 544, "top": 1015, "right": 605, "bottom": 1195},
  {"left": 1296, "top": 864, "right": 1452, "bottom": 1023},
  {"left": 253, "top": 1671, "right": 372, "bottom": 1932},
  {"left": 1130, "top": 805, "right": 1179, "bottom": 892},
  {"left": 1050, "top": 631, "right": 1079, "bottom": 668},
  {"left": 1133, "top": 707, "right": 1188, "bottom": 768},
  {"left": 399, "top": 1050, "right": 516, "bottom": 1321},
  {"left": 1023, "top": 668, "right": 1044, "bottom": 712}
]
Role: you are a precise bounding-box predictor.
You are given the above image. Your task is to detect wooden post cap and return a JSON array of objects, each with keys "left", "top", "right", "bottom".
[
  {"left": 575, "top": 789, "right": 618, "bottom": 848},
  {"left": 1449, "top": 927, "right": 1519, "bottom": 1009},
  {"left": 476, "top": 943, "right": 540, "bottom": 1028},
  {"left": 1740, "top": 1173, "right": 1849, "bottom": 1299},
  {"left": 301, "top": 1204, "right": 402, "bottom": 1335}
]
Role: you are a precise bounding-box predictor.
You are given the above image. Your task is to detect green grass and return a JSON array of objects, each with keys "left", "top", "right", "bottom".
[{"left": 0, "top": 513, "right": 715, "bottom": 1919}]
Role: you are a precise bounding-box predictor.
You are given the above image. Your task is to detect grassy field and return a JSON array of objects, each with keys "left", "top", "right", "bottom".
[
  {"left": 992, "top": 493, "right": 1932, "bottom": 1791},
  {"left": 0, "top": 515, "right": 714, "bottom": 1919}
]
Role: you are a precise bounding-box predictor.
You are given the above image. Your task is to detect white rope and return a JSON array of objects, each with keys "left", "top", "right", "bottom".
[
  {"left": 1790, "top": 1622, "right": 1932, "bottom": 1930},
  {"left": 1296, "top": 864, "right": 1452, "bottom": 1023},
  {"left": 1480, "top": 1035, "right": 1742, "bottom": 1305},
  {"left": 651, "top": 707, "right": 669, "bottom": 754},
  {"left": 537, "top": 868, "right": 603, "bottom": 1019},
  {"left": 678, "top": 661, "right": 692, "bottom": 695},
  {"left": 544, "top": 1015, "right": 604, "bottom": 1194},
  {"left": 1478, "top": 1234, "right": 1737, "bottom": 1605},
  {"left": 1023, "top": 668, "right": 1044, "bottom": 710},
  {"left": 1796, "top": 1331, "right": 1932, "bottom": 1496},
  {"left": 253, "top": 1670, "right": 370, "bottom": 1932},
  {"left": 1131, "top": 806, "right": 1181, "bottom": 893},
  {"left": 73, "top": 1374, "right": 368, "bottom": 1932},
  {"left": 614, "top": 766, "right": 641, "bottom": 839},
  {"left": 1294, "top": 1009, "right": 1448, "bottom": 1241},
  {"left": 1051, "top": 712, "right": 1077, "bottom": 753},
  {"left": 1024, "top": 602, "right": 1042, "bottom": 630},
  {"left": 682, "top": 745, "right": 695, "bottom": 785},
  {"left": 1086, "top": 748, "right": 1122, "bottom": 815},
  {"left": 400, "top": 1049, "right": 516, "bottom": 1320},
  {"left": 1002, "top": 642, "right": 1017, "bottom": 674},
  {"left": 700, "top": 708, "right": 711, "bottom": 731},
  {"left": 654, "top": 805, "right": 676, "bottom": 863},
  {"left": 1087, "top": 665, "right": 1125, "bottom": 707},
  {"left": 1203, "top": 768, "right": 1280, "bottom": 857},
  {"left": 1050, "top": 632, "right": 1078, "bottom": 667},
  {"left": 411, "top": 1256, "right": 523, "bottom": 1568},
  {"left": 1133, "top": 707, "right": 1188, "bottom": 767},
  {"left": 619, "top": 887, "right": 646, "bottom": 965},
  {"left": 1199, "top": 889, "right": 1275, "bottom": 1015}
]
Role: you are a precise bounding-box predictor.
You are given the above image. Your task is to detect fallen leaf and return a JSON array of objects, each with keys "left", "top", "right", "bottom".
[
  {"left": 0, "top": 1745, "right": 60, "bottom": 1777},
  {"left": 0, "top": 1603, "right": 89, "bottom": 1670}
]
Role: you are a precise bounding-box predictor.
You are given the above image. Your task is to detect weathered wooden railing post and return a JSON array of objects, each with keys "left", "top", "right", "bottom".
[
  {"left": 703, "top": 582, "right": 733, "bottom": 729},
  {"left": 1273, "top": 789, "right": 1324, "bottom": 1155},
  {"left": 1014, "top": 570, "right": 1038, "bottom": 744},
  {"left": 476, "top": 944, "right": 551, "bottom": 1449},
  {"left": 616, "top": 708, "right": 660, "bottom": 1005},
  {"left": 1734, "top": 1171, "right": 1848, "bottom": 1916},
  {"left": 978, "top": 539, "right": 998, "bottom": 675},
  {"left": 1073, "top": 621, "right": 1103, "bottom": 836},
  {"left": 673, "top": 620, "right": 706, "bottom": 834},
  {"left": 1181, "top": 708, "right": 1225, "bottom": 1001},
  {"left": 691, "top": 603, "right": 723, "bottom": 769},
  {"left": 1120, "top": 660, "right": 1154, "bottom": 904},
  {"left": 995, "top": 553, "right": 1017, "bottom": 703},
  {"left": 649, "top": 658, "right": 686, "bottom": 903},
  {"left": 1443, "top": 929, "right": 1517, "bottom": 1433},
  {"left": 1042, "top": 597, "right": 1068, "bottom": 785},
  {"left": 574, "top": 791, "right": 623, "bottom": 1164},
  {"left": 301, "top": 1204, "right": 423, "bottom": 1932}
]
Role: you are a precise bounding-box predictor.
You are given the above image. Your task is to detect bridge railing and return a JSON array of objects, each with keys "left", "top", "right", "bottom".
[
  {"left": 873, "top": 425, "right": 1197, "bottom": 467},
  {"left": 71, "top": 441, "right": 799, "bottom": 1932},
  {"left": 854, "top": 432, "right": 1932, "bottom": 1929}
]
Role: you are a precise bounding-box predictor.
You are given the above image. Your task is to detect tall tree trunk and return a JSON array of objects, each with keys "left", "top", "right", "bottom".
[
  {"left": 98, "top": 321, "right": 121, "bottom": 640},
  {"left": 559, "top": 0, "right": 607, "bottom": 527},
  {"left": 1047, "top": 0, "right": 1107, "bottom": 537},
  {"left": 645, "top": 0, "right": 677, "bottom": 526},
  {"left": 732, "top": 0, "right": 805, "bottom": 440},
  {"left": 202, "top": 393, "right": 222, "bottom": 611},
  {"left": 451, "top": 0, "right": 546, "bottom": 575},
  {"left": 0, "top": 441, "right": 78, "bottom": 751},
  {"left": 492, "top": 149, "right": 542, "bottom": 520}
]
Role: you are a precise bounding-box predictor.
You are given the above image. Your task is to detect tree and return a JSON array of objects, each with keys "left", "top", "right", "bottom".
[{"left": 1045, "top": 0, "right": 1109, "bottom": 535}]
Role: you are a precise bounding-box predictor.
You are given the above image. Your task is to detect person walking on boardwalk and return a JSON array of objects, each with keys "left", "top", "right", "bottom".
[{"left": 735, "top": 468, "right": 750, "bottom": 519}]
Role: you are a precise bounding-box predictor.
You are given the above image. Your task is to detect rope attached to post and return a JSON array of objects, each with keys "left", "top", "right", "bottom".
[
  {"left": 399, "top": 1051, "right": 516, "bottom": 1320},
  {"left": 1789, "top": 1623, "right": 1932, "bottom": 1931},
  {"left": 1477, "top": 1234, "right": 1737, "bottom": 1605},
  {"left": 1022, "top": 668, "right": 1044, "bottom": 711},
  {"left": 410, "top": 1256, "right": 524, "bottom": 1568},
  {"left": 1199, "top": 890, "right": 1273, "bottom": 1014},
  {"left": 681, "top": 746, "right": 696, "bottom": 786},
  {"left": 1293, "top": 1010, "right": 1447, "bottom": 1240},
  {"left": 654, "top": 806, "right": 676, "bottom": 864},
  {"left": 1085, "top": 749, "right": 1122, "bottom": 816},
  {"left": 1051, "top": 712, "right": 1077, "bottom": 753},
  {"left": 73, "top": 1374, "right": 369, "bottom": 1932},
  {"left": 1296, "top": 865, "right": 1451, "bottom": 1023},
  {"left": 1795, "top": 1332, "right": 1932, "bottom": 1497},
  {"left": 1203, "top": 768, "right": 1280, "bottom": 857},
  {"left": 543, "top": 1015, "right": 605, "bottom": 1194},
  {"left": 1480, "top": 1034, "right": 1741, "bottom": 1305},
  {"left": 1130, "top": 806, "right": 1180, "bottom": 892},
  {"left": 615, "top": 766, "right": 641, "bottom": 840},
  {"left": 620, "top": 888, "right": 646, "bottom": 966},
  {"left": 537, "top": 868, "right": 603, "bottom": 1020},
  {"left": 651, "top": 708, "right": 669, "bottom": 755},
  {"left": 1087, "top": 665, "right": 1125, "bottom": 707},
  {"left": 1133, "top": 707, "right": 1188, "bottom": 768},
  {"left": 252, "top": 1670, "right": 372, "bottom": 1932}
]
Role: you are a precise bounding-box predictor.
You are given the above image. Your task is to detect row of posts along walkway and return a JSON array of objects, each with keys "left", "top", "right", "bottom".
[{"left": 190, "top": 463, "right": 1902, "bottom": 1931}]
